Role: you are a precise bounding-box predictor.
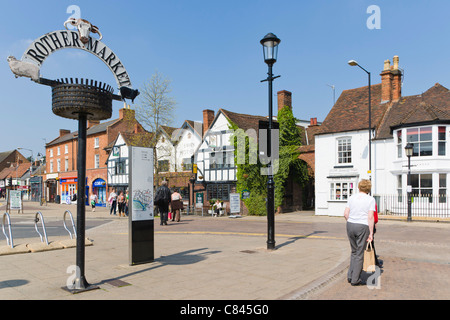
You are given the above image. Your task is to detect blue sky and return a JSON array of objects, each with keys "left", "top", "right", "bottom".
[{"left": 2, "top": 0, "right": 450, "bottom": 158}]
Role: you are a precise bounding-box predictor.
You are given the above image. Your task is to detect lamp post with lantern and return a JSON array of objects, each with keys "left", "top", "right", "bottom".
[{"left": 260, "top": 33, "right": 280, "bottom": 250}]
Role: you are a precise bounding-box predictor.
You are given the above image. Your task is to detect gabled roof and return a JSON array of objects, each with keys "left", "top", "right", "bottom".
[
  {"left": 376, "top": 83, "right": 450, "bottom": 139},
  {"left": 318, "top": 82, "right": 450, "bottom": 140},
  {"left": 0, "top": 150, "right": 15, "bottom": 164},
  {"left": 220, "top": 108, "right": 268, "bottom": 134},
  {"left": 0, "top": 162, "right": 30, "bottom": 179},
  {"left": 46, "top": 119, "right": 119, "bottom": 147},
  {"left": 318, "top": 83, "right": 385, "bottom": 136}
]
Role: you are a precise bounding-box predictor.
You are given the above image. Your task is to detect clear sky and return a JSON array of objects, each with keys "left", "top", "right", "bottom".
[{"left": 2, "top": 0, "right": 450, "bottom": 159}]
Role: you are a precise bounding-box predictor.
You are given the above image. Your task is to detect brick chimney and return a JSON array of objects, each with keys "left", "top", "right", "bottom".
[
  {"left": 59, "top": 129, "right": 70, "bottom": 137},
  {"left": 119, "top": 107, "right": 136, "bottom": 120},
  {"left": 380, "top": 55, "right": 402, "bottom": 103},
  {"left": 203, "top": 109, "right": 215, "bottom": 135},
  {"left": 87, "top": 120, "right": 100, "bottom": 128},
  {"left": 277, "top": 90, "right": 292, "bottom": 111},
  {"left": 310, "top": 118, "right": 318, "bottom": 126}
]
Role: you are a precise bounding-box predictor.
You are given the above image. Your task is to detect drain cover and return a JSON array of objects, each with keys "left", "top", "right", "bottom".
[{"left": 104, "top": 279, "right": 131, "bottom": 287}]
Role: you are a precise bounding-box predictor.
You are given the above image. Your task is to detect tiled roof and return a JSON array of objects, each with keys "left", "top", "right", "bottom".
[
  {"left": 46, "top": 119, "right": 119, "bottom": 147},
  {"left": 376, "top": 83, "right": 450, "bottom": 139},
  {"left": 0, "top": 162, "right": 30, "bottom": 179},
  {"left": 318, "top": 83, "right": 385, "bottom": 135},
  {"left": 319, "top": 82, "right": 450, "bottom": 140}
]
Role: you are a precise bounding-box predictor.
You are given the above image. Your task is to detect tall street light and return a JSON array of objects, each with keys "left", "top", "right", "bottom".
[
  {"left": 348, "top": 60, "right": 372, "bottom": 181},
  {"left": 260, "top": 32, "right": 280, "bottom": 250},
  {"left": 405, "top": 143, "right": 414, "bottom": 222}
]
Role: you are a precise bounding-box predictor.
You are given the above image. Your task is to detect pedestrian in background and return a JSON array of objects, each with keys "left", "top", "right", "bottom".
[
  {"left": 90, "top": 193, "right": 97, "bottom": 212},
  {"left": 108, "top": 188, "right": 117, "bottom": 215},
  {"left": 154, "top": 180, "right": 171, "bottom": 225},
  {"left": 118, "top": 191, "right": 126, "bottom": 217},
  {"left": 170, "top": 188, "right": 183, "bottom": 222},
  {"left": 125, "top": 190, "right": 129, "bottom": 216},
  {"left": 344, "top": 179, "right": 375, "bottom": 286}
]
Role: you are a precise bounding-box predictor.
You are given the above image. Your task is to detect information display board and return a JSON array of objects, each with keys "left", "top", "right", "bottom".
[{"left": 129, "top": 147, "right": 154, "bottom": 265}]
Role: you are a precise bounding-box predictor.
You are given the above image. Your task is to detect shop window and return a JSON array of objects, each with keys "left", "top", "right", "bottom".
[{"left": 330, "top": 180, "right": 355, "bottom": 201}]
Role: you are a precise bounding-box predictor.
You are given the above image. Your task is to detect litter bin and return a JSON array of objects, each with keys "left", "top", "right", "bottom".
[{"left": 55, "top": 195, "right": 60, "bottom": 204}]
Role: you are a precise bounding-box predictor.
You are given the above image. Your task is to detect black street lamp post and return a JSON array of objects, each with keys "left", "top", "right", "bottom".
[
  {"left": 405, "top": 143, "right": 414, "bottom": 222},
  {"left": 260, "top": 33, "right": 280, "bottom": 250},
  {"left": 348, "top": 60, "right": 372, "bottom": 180}
]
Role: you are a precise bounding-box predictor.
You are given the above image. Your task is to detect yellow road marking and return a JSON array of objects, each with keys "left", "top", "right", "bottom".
[{"left": 116, "top": 230, "right": 345, "bottom": 240}]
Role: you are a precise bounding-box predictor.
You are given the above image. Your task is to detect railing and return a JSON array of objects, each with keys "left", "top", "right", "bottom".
[
  {"left": 2, "top": 212, "right": 14, "bottom": 248},
  {"left": 375, "top": 194, "right": 450, "bottom": 218},
  {"left": 34, "top": 212, "right": 49, "bottom": 245}
]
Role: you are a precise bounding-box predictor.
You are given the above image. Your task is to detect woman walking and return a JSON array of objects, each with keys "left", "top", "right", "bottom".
[{"left": 344, "top": 179, "right": 375, "bottom": 286}]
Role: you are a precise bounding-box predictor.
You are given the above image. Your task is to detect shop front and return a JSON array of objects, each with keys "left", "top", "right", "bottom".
[
  {"left": 60, "top": 177, "right": 77, "bottom": 204},
  {"left": 92, "top": 178, "right": 107, "bottom": 207}
]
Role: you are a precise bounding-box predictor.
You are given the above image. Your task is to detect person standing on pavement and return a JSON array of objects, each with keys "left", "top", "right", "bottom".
[
  {"left": 154, "top": 180, "right": 171, "bottom": 225},
  {"left": 108, "top": 188, "right": 118, "bottom": 215},
  {"left": 170, "top": 188, "right": 183, "bottom": 222},
  {"left": 117, "top": 191, "right": 126, "bottom": 217},
  {"left": 90, "top": 193, "right": 97, "bottom": 212},
  {"left": 344, "top": 179, "right": 375, "bottom": 286}
]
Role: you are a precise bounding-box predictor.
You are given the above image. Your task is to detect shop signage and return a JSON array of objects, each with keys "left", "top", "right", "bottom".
[
  {"left": 92, "top": 179, "right": 106, "bottom": 187},
  {"left": 9, "top": 190, "right": 22, "bottom": 210}
]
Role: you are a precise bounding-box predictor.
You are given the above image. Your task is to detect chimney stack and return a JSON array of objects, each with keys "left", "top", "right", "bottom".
[
  {"left": 87, "top": 120, "right": 100, "bottom": 128},
  {"left": 119, "top": 107, "right": 136, "bottom": 120},
  {"left": 59, "top": 129, "right": 70, "bottom": 137},
  {"left": 277, "top": 90, "right": 292, "bottom": 111},
  {"left": 380, "top": 55, "right": 402, "bottom": 103},
  {"left": 310, "top": 118, "right": 318, "bottom": 126},
  {"left": 203, "top": 109, "right": 215, "bottom": 135}
]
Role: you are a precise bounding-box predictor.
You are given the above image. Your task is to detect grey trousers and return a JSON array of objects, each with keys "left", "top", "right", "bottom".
[{"left": 346, "top": 222, "right": 370, "bottom": 284}]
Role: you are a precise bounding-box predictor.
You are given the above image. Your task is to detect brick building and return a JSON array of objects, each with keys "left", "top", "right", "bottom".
[{"left": 45, "top": 107, "right": 144, "bottom": 204}]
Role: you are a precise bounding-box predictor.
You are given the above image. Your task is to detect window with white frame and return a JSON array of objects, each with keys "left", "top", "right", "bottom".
[
  {"left": 397, "top": 175, "right": 402, "bottom": 202},
  {"left": 410, "top": 173, "right": 432, "bottom": 198},
  {"left": 337, "top": 138, "right": 352, "bottom": 164},
  {"left": 330, "top": 179, "right": 355, "bottom": 201},
  {"left": 65, "top": 144, "right": 68, "bottom": 154},
  {"left": 49, "top": 149, "right": 53, "bottom": 157},
  {"left": 65, "top": 159, "right": 69, "bottom": 172},
  {"left": 95, "top": 154, "right": 100, "bottom": 168},
  {"left": 407, "top": 127, "right": 432, "bottom": 157},
  {"left": 57, "top": 159, "right": 61, "bottom": 172},
  {"left": 438, "top": 126, "right": 446, "bottom": 156},
  {"left": 57, "top": 147, "right": 60, "bottom": 156},
  {"left": 439, "top": 174, "right": 446, "bottom": 203},
  {"left": 50, "top": 160, "right": 53, "bottom": 173},
  {"left": 94, "top": 137, "right": 99, "bottom": 148},
  {"left": 397, "top": 130, "right": 402, "bottom": 158}
]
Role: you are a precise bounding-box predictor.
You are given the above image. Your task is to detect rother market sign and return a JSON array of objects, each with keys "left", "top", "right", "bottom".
[
  {"left": 22, "top": 29, "right": 132, "bottom": 88},
  {"left": 7, "top": 18, "right": 138, "bottom": 100}
]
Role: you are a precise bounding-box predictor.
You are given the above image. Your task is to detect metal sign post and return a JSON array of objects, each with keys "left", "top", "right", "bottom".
[
  {"left": 128, "top": 146, "right": 154, "bottom": 265},
  {"left": 8, "top": 17, "right": 139, "bottom": 293}
]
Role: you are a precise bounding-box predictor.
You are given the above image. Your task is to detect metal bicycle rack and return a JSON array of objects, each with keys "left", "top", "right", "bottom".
[
  {"left": 2, "top": 212, "right": 14, "bottom": 248},
  {"left": 63, "top": 210, "right": 77, "bottom": 239},
  {"left": 34, "top": 212, "right": 49, "bottom": 245}
]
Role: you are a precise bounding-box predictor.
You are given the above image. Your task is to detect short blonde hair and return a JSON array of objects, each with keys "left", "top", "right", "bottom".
[{"left": 358, "top": 179, "right": 372, "bottom": 194}]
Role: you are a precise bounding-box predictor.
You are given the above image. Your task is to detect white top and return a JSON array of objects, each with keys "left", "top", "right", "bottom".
[{"left": 346, "top": 192, "right": 376, "bottom": 226}]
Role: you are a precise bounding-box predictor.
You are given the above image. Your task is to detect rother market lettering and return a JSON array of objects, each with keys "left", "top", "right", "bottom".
[{"left": 22, "top": 30, "right": 132, "bottom": 88}]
